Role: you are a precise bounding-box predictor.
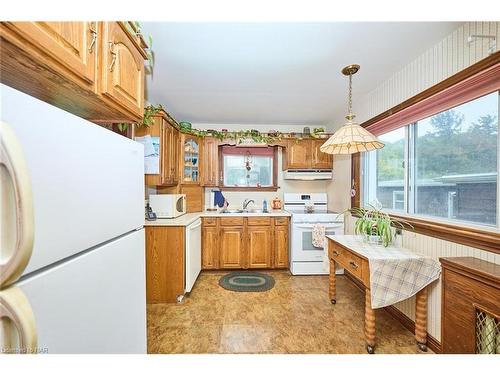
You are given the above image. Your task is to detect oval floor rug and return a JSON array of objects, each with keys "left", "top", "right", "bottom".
[{"left": 219, "top": 272, "right": 275, "bottom": 292}]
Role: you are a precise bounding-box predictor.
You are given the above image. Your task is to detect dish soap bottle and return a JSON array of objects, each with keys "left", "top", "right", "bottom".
[{"left": 263, "top": 199, "right": 268, "bottom": 213}]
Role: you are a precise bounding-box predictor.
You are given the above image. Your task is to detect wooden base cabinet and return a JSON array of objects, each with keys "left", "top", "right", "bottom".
[
  {"left": 248, "top": 226, "right": 272, "bottom": 268},
  {"left": 201, "top": 217, "right": 289, "bottom": 270},
  {"left": 274, "top": 225, "right": 289, "bottom": 269},
  {"left": 440, "top": 257, "right": 500, "bottom": 353},
  {"left": 219, "top": 227, "right": 245, "bottom": 269},
  {"left": 202, "top": 226, "right": 219, "bottom": 269},
  {"left": 145, "top": 226, "right": 185, "bottom": 303}
]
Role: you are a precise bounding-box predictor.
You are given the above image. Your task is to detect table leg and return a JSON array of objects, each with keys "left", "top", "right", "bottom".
[
  {"left": 329, "top": 257, "right": 336, "bottom": 304},
  {"left": 365, "top": 289, "right": 376, "bottom": 354},
  {"left": 415, "top": 287, "right": 428, "bottom": 352}
]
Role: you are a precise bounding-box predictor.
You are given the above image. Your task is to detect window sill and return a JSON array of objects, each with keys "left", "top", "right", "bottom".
[
  {"left": 220, "top": 186, "right": 279, "bottom": 192},
  {"left": 351, "top": 210, "right": 500, "bottom": 254}
]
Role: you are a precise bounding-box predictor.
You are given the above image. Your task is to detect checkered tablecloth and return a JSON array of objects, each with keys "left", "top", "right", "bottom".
[{"left": 326, "top": 235, "right": 441, "bottom": 309}]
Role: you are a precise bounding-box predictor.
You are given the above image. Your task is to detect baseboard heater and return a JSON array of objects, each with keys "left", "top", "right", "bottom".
[{"left": 283, "top": 169, "right": 333, "bottom": 180}]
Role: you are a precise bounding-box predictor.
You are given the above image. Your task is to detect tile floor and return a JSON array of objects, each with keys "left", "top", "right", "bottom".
[{"left": 147, "top": 270, "right": 431, "bottom": 354}]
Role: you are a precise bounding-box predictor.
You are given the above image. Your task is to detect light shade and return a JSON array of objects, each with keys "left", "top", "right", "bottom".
[{"left": 320, "top": 121, "right": 385, "bottom": 154}]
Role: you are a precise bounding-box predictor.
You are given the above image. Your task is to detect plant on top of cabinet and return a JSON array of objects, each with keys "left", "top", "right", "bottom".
[{"left": 116, "top": 104, "right": 164, "bottom": 132}]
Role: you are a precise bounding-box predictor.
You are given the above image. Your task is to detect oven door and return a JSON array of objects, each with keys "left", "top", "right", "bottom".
[{"left": 291, "top": 222, "right": 344, "bottom": 262}]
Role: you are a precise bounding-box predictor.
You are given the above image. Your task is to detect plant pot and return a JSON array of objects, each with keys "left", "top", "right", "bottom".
[{"left": 363, "top": 234, "right": 383, "bottom": 245}]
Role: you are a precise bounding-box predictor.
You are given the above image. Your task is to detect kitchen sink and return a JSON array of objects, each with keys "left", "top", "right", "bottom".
[
  {"left": 220, "top": 209, "right": 245, "bottom": 214},
  {"left": 219, "top": 209, "right": 269, "bottom": 214}
]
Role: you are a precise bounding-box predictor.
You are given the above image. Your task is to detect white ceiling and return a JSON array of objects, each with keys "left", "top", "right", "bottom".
[{"left": 142, "top": 22, "right": 461, "bottom": 126}]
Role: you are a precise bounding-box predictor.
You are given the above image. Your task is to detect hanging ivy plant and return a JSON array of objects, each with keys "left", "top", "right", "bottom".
[{"left": 116, "top": 104, "right": 164, "bottom": 132}]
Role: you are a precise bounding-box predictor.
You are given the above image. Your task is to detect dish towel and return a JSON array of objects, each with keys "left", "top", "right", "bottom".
[
  {"left": 312, "top": 223, "right": 329, "bottom": 272},
  {"left": 214, "top": 190, "right": 227, "bottom": 208}
]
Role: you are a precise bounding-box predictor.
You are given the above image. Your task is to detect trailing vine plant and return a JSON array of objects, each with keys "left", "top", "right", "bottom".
[{"left": 116, "top": 104, "right": 164, "bottom": 132}]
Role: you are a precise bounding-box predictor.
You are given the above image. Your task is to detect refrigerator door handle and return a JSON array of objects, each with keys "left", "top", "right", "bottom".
[
  {"left": 0, "top": 286, "right": 38, "bottom": 354},
  {"left": 0, "top": 122, "right": 34, "bottom": 288}
]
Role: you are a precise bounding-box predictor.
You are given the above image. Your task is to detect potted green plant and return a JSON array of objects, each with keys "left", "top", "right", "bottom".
[{"left": 348, "top": 205, "right": 412, "bottom": 247}]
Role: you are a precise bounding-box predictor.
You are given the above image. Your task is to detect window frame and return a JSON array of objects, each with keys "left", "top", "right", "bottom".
[
  {"left": 218, "top": 145, "right": 279, "bottom": 191},
  {"left": 362, "top": 92, "right": 499, "bottom": 229},
  {"left": 351, "top": 53, "right": 500, "bottom": 255}
]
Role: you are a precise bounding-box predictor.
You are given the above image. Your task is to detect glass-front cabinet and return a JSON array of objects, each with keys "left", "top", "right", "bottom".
[{"left": 181, "top": 135, "right": 200, "bottom": 183}]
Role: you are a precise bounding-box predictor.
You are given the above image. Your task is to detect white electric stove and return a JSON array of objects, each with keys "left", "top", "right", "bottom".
[{"left": 284, "top": 193, "right": 345, "bottom": 275}]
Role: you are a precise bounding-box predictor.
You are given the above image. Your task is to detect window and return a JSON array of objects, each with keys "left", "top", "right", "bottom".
[
  {"left": 220, "top": 146, "right": 277, "bottom": 189},
  {"left": 364, "top": 91, "right": 499, "bottom": 228},
  {"left": 365, "top": 127, "right": 406, "bottom": 212}
]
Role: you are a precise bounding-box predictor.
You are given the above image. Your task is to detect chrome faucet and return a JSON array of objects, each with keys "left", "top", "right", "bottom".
[{"left": 242, "top": 199, "right": 255, "bottom": 210}]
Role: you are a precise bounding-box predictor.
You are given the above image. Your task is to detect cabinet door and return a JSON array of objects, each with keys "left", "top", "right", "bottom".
[
  {"left": 274, "top": 225, "right": 289, "bottom": 269},
  {"left": 181, "top": 135, "right": 201, "bottom": 184},
  {"left": 100, "top": 22, "right": 145, "bottom": 119},
  {"left": 311, "top": 139, "right": 333, "bottom": 169},
  {"left": 171, "top": 127, "right": 180, "bottom": 185},
  {"left": 201, "top": 137, "right": 219, "bottom": 186},
  {"left": 248, "top": 226, "right": 272, "bottom": 269},
  {"left": 219, "top": 227, "right": 245, "bottom": 269},
  {"left": 4, "top": 22, "right": 97, "bottom": 89},
  {"left": 161, "top": 122, "right": 173, "bottom": 185},
  {"left": 145, "top": 226, "right": 185, "bottom": 303},
  {"left": 202, "top": 226, "right": 219, "bottom": 269},
  {"left": 286, "top": 140, "right": 311, "bottom": 169}
]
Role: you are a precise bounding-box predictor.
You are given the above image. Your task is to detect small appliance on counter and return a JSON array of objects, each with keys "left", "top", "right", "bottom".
[
  {"left": 271, "top": 197, "right": 282, "bottom": 210},
  {"left": 149, "top": 194, "right": 186, "bottom": 218},
  {"left": 145, "top": 202, "right": 157, "bottom": 221}
]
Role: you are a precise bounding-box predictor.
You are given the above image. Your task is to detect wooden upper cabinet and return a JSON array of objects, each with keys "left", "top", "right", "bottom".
[
  {"left": 135, "top": 111, "right": 179, "bottom": 187},
  {"left": 2, "top": 22, "right": 97, "bottom": 89},
  {"left": 180, "top": 135, "right": 201, "bottom": 184},
  {"left": 171, "top": 127, "right": 180, "bottom": 185},
  {"left": 201, "top": 137, "right": 219, "bottom": 187},
  {"left": 285, "top": 140, "right": 311, "bottom": 169},
  {"left": 274, "top": 224, "right": 289, "bottom": 269},
  {"left": 311, "top": 139, "right": 333, "bottom": 169},
  {"left": 100, "top": 22, "right": 145, "bottom": 119},
  {"left": 283, "top": 139, "right": 333, "bottom": 170},
  {"left": 0, "top": 21, "right": 147, "bottom": 123},
  {"left": 219, "top": 227, "right": 245, "bottom": 269},
  {"left": 247, "top": 226, "right": 272, "bottom": 269}
]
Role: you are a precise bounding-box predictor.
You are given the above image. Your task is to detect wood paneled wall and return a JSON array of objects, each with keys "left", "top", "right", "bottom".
[
  {"left": 356, "top": 22, "right": 500, "bottom": 124},
  {"left": 342, "top": 21, "right": 500, "bottom": 344}
]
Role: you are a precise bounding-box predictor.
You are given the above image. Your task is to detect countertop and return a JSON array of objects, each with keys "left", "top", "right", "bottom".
[{"left": 144, "top": 209, "right": 291, "bottom": 227}]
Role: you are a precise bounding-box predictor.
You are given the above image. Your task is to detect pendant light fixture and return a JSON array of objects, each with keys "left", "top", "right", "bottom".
[{"left": 320, "top": 64, "right": 384, "bottom": 154}]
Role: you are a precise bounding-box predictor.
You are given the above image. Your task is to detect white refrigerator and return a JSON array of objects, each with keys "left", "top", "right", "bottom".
[{"left": 0, "top": 84, "right": 147, "bottom": 354}]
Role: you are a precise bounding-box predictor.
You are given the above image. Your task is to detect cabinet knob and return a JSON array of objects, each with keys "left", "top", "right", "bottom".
[{"left": 349, "top": 261, "right": 359, "bottom": 270}]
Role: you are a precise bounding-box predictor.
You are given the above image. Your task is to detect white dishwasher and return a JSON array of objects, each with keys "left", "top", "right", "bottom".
[{"left": 185, "top": 218, "right": 202, "bottom": 293}]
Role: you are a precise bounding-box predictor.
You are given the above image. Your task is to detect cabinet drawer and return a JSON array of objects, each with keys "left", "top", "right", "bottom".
[
  {"left": 274, "top": 217, "right": 289, "bottom": 226},
  {"left": 203, "top": 217, "right": 217, "bottom": 227},
  {"left": 220, "top": 217, "right": 244, "bottom": 226},
  {"left": 338, "top": 250, "right": 364, "bottom": 280},
  {"left": 248, "top": 217, "right": 271, "bottom": 226}
]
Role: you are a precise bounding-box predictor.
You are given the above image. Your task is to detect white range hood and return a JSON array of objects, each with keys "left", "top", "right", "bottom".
[{"left": 283, "top": 169, "right": 333, "bottom": 180}]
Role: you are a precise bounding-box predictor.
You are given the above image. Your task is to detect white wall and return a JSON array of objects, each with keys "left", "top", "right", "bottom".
[{"left": 338, "top": 21, "right": 500, "bottom": 342}]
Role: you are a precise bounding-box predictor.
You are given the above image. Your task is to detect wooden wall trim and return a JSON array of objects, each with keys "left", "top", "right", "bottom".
[
  {"left": 351, "top": 52, "right": 500, "bottom": 255},
  {"left": 360, "top": 51, "right": 500, "bottom": 129},
  {"left": 344, "top": 273, "right": 442, "bottom": 353}
]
